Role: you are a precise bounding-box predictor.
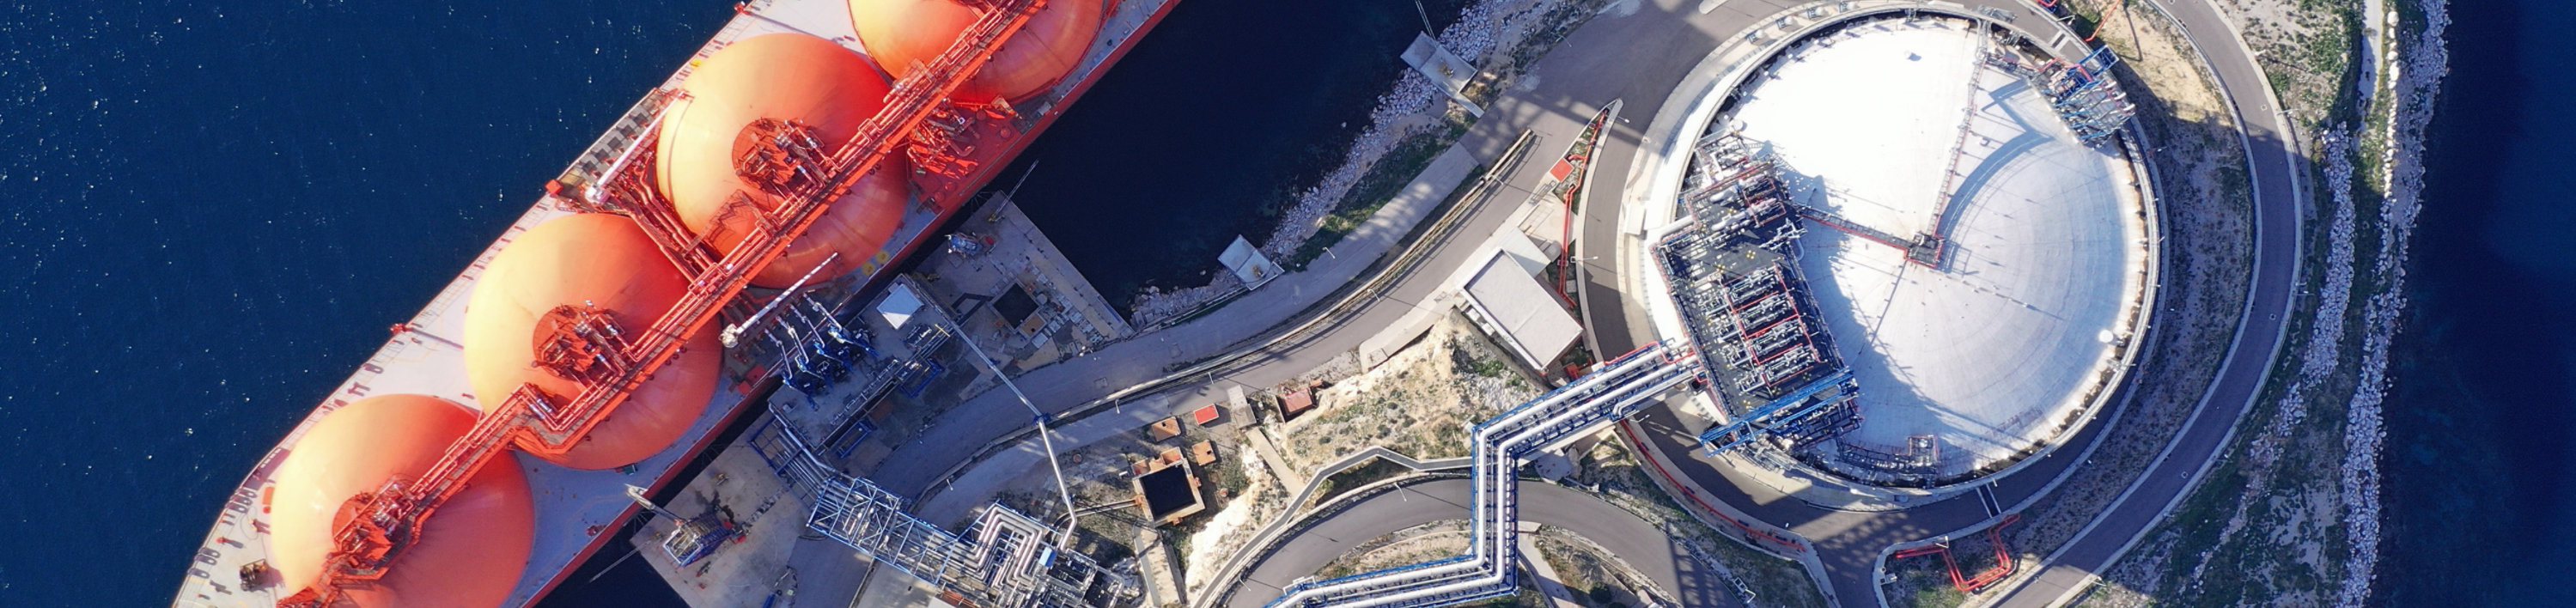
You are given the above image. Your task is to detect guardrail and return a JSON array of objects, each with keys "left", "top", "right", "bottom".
[
  {"left": 1262, "top": 343, "right": 1700, "bottom": 607},
  {"left": 767, "top": 409, "right": 1134, "bottom": 607},
  {"left": 915, "top": 131, "right": 1542, "bottom": 504}
]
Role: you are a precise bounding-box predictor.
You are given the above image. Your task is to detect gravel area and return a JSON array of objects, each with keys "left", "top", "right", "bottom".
[
  {"left": 1180, "top": 453, "right": 1288, "bottom": 600},
  {"left": 1272, "top": 317, "right": 1541, "bottom": 474}
]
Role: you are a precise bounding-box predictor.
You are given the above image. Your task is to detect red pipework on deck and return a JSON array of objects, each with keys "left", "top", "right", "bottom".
[{"left": 277, "top": 2, "right": 1050, "bottom": 605}]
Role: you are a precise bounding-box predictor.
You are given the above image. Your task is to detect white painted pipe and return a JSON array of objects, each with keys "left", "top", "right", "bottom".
[{"left": 1277, "top": 346, "right": 1696, "bottom": 608}]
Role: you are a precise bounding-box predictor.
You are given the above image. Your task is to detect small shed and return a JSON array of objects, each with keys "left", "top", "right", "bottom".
[
  {"left": 875, "top": 282, "right": 925, "bottom": 329},
  {"left": 1279, "top": 386, "right": 1316, "bottom": 422},
  {"left": 1219, "top": 235, "right": 1285, "bottom": 290},
  {"left": 1189, "top": 441, "right": 1218, "bottom": 466}
]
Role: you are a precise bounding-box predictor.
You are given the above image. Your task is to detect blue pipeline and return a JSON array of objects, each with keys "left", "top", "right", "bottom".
[
  {"left": 1698, "top": 369, "right": 1855, "bottom": 452},
  {"left": 1259, "top": 556, "right": 1480, "bottom": 608}
]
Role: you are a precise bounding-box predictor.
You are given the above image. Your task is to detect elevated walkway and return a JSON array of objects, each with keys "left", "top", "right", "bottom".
[
  {"left": 1698, "top": 369, "right": 1860, "bottom": 453},
  {"left": 1263, "top": 343, "right": 1701, "bottom": 607},
  {"left": 758, "top": 405, "right": 1133, "bottom": 608}
]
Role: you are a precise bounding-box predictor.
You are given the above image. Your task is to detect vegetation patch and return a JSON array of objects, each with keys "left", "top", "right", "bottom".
[
  {"left": 2068, "top": 0, "right": 2446, "bottom": 605},
  {"left": 1284, "top": 116, "right": 1474, "bottom": 271},
  {"left": 1273, "top": 316, "right": 1539, "bottom": 473},
  {"left": 1562, "top": 438, "right": 1828, "bottom": 608},
  {"left": 1309, "top": 458, "right": 1415, "bottom": 509}
]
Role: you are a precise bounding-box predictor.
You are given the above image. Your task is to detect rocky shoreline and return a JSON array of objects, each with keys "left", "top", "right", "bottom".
[
  {"left": 1124, "top": 0, "right": 1598, "bottom": 327},
  {"left": 2335, "top": 0, "right": 2450, "bottom": 603},
  {"left": 2025, "top": 0, "right": 2450, "bottom": 604}
]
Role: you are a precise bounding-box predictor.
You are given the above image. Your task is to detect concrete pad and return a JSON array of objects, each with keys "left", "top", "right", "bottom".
[
  {"left": 850, "top": 565, "right": 956, "bottom": 608},
  {"left": 637, "top": 434, "right": 803, "bottom": 608}
]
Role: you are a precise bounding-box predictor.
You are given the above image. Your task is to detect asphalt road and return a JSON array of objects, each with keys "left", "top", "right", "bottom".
[
  {"left": 1209, "top": 0, "right": 2108, "bottom": 604},
  {"left": 872, "top": 0, "right": 1901, "bottom": 503},
  {"left": 1979, "top": 0, "right": 2301, "bottom": 603},
  {"left": 1566, "top": 1, "right": 2299, "bottom": 606},
  {"left": 1224, "top": 478, "right": 1747, "bottom": 608},
  {"left": 866, "top": 0, "right": 2295, "bottom": 605}
]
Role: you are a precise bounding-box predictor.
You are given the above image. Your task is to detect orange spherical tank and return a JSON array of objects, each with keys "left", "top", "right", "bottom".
[
  {"left": 656, "top": 33, "right": 911, "bottom": 288},
  {"left": 463, "top": 213, "right": 721, "bottom": 470},
  {"left": 849, "top": 0, "right": 1105, "bottom": 104},
  {"left": 267, "top": 394, "right": 533, "bottom": 608}
]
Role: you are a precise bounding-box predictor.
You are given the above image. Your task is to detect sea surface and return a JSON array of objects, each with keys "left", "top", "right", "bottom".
[
  {"left": 0, "top": 1, "right": 1454, "bottom": 606},
  {"left": 1004, "top": 0, "right": 1471, "bottom": 308},
  {"left": 2379, "top": 0, "right": 2576, "bottom": 605},
  {"left": 15, "top": 0, "right": 2561, "bottom": 605},
  {"left": 0, "top": 2, "right": 732, "bottom": 606}
]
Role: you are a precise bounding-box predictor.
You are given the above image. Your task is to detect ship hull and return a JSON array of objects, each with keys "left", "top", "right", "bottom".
[{"left": 171, "top": 1, "right": 1179, "bottom": 605}]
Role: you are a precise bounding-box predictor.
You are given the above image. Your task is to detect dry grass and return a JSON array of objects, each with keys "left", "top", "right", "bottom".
[
  {"left": 1562, "top": 439, "right": 1829, "bottom": 608},
  {"left": 2053, "top": 0, "right": 2411, "bottom": 605},
  {"left": 1534, "top": 526, "right": 1660, "bottom": 608},
  {"left": 1934, "top": 1, "right": 2265, "bottom": 602},
  {"left": 1273, "top": 317, "right": 1542, "bottom": 474}
]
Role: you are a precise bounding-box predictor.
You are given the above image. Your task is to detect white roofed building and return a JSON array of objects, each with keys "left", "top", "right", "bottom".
[{"left": 1458, "top": 248, "right": 1582, "bottom": 373}]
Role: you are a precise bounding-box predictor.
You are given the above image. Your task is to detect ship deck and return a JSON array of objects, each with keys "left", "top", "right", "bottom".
[{"left": 172, "top": 0, "right": 1177, "bottom": 605}]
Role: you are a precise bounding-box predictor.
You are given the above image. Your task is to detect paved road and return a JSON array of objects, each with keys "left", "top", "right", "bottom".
[
  {"left": 875, "top": 0, "right": 1938, "bottom": 502},
  {"left": 1202, "top": 0, "right": 2111, "bottom": 604},
  {"left": 1978, "top": 0, "right": 2301, "bottom": 604},
  {"left": 871, "top": 0, "right": 2293, "bottom": 605},
  {"left": 1566, "top": 1, "right": 2299, "bottom": 607},
  {"left": 1225, "top": 478, "right": 1745, "bottom": 608},
  {"left": 1534, "top": 0, "right": 2112, "bottom": 604},
  {"left": 865, "top": 55, "right": 1599, "bottom": 502}
]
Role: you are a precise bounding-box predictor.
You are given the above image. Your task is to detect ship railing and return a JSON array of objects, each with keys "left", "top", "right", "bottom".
[
  {"left": 535, "top": 0, "right": 1045, "bottom": 455},
  {"left": 290, "top": 3, "right": 1051, "bottom": 604},
  {"left": 904, "top": 320, "right": 955, "bottom": 356}
]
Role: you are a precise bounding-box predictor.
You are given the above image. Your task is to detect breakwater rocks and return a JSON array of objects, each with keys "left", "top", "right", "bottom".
[
  {"left": 2335, "top": 1, "right": 2449, "bottom": 605},
  {"left": 1126, "top": 0, "right": 1598, "bottom": 326}
]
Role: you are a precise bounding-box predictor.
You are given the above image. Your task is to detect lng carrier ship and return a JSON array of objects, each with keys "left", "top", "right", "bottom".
[{"left": 172, "top": 0, "right": 1175, "bottom": 605}]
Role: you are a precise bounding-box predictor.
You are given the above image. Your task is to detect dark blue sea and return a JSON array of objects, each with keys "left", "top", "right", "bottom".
[
  {"left": 2380, "top": 0, "right": 2576, "bottom": 605},
  {"left": 1003, "top": 0, "right": 1471, "bottom": 307},
  {"left": 19, "top": 0, "right": 2559, "bottom": 605},
  {"left": 0, "top": 1, "right": 1453, "bottom": 606}
]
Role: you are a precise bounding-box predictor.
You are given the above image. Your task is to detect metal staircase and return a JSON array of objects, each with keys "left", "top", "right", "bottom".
[{"left": 769, "top": 406, "right": 1133, "bottom": 608}]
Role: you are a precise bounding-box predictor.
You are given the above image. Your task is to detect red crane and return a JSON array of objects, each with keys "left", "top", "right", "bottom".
[{"left": 280, "top": 1, "right": 1046, "bottom": 605}]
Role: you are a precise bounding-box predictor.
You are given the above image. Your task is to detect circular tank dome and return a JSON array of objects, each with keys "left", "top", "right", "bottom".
[
  {"left": 464, "top": 213, "right": 720, "bottom": 470},
  {"left": 267, "top": 393, "right": 533, "bottom": 608},
  {"left": 849, "top": 0, "right": 1104, "bottom": 104},
  {"left": 657, "top": 33, "right": 911, "bottom": 288}
]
